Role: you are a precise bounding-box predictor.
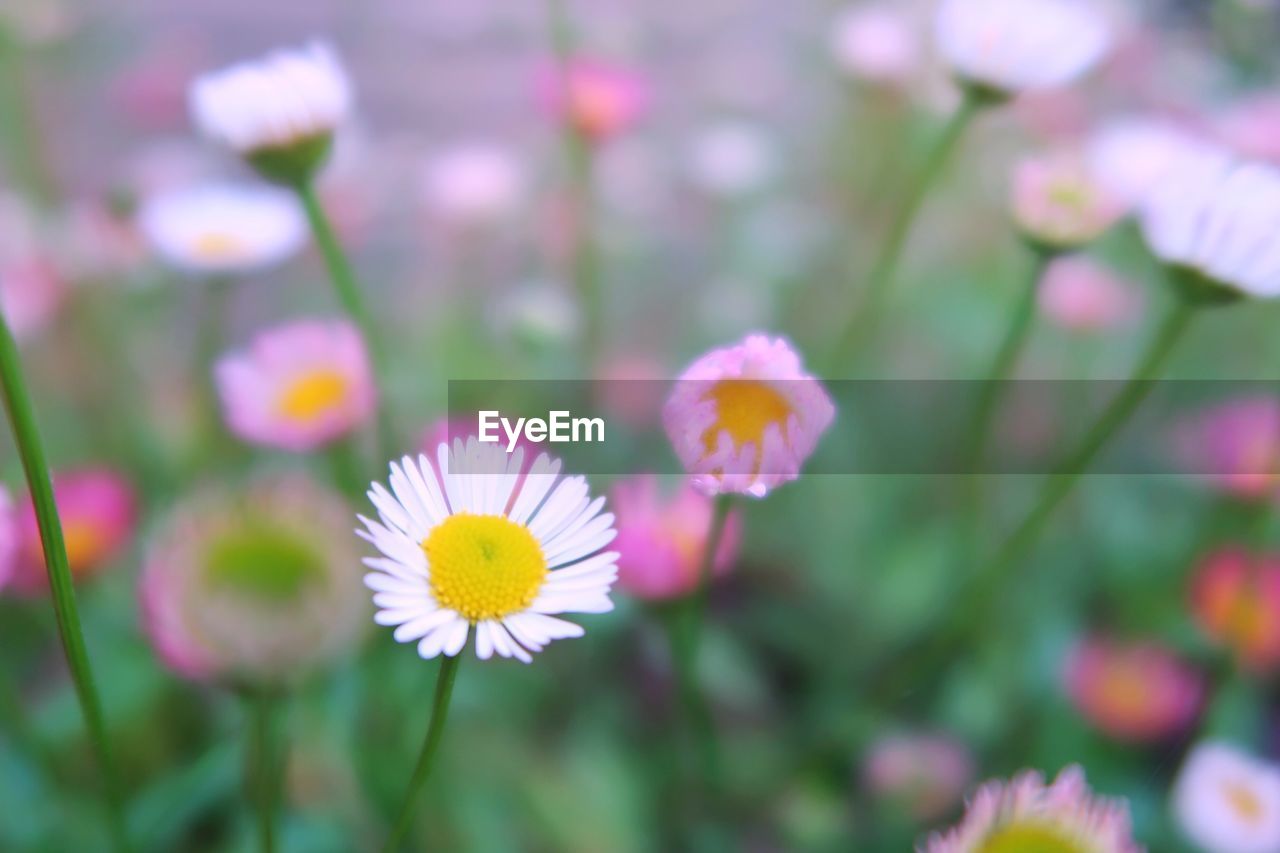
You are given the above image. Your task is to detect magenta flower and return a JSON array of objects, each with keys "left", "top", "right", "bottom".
[
  {"left": 9, "top": 468, "right": 137, "bottom": 595},
  {"left": 215, "top": 318, "right": 377, "bottom": 452},
  {"left": 1064, "top": 637, "right": 1202, "bottom": 743},
  {"left": 542, "top": 59, "right": 648, "bottom": 144},
  {"left": 663, "top": 334, "right": 834, "bottom": 498},
  {"left": 611, "top": 475, "right": 742, "bottom": 601},
  {"left": 1173, "top": 397, "right": 1280, "bottom": 501}
]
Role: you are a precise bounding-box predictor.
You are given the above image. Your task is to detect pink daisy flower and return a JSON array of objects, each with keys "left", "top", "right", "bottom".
[
  {"left": 663, "top": 334, "right": 834, "bottom": 498},
  {"left": 541, "top": 59, "right": 648, "bottom": 144},
  {"left": 922, "top": 766, "right": 1142, "bottom": 852},
  {"left": 611, "top": 475, "right": 742, "bottom": 601},
  {"left": 9, "top": 468, "right": 138, "bottom": 595},
  {"left": 214, "top": 318, "right": 377, "bottom": 452},
  {"left": 1038, "top": 257, "right": 1141, "bottom": 333},
  {"left": 1191, "top": 549, "right": 1280, "bottom": 673},
  {"left": 1064, "top": 637, "right": 1203, "bottom": 743},
  {"left": 1010, "top": 151, "right": 1123, "bottom": 251}
]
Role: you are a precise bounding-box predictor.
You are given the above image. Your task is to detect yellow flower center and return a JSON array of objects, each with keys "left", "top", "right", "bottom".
[
  {"left": 62, "top": 519, "right": 106, "bottom": 574},
  {"left": 424, "top": 513, "right": 547, "bottom": 623},
  {"left": 278, "top": 370, "right": 349, "bottom": 423},
  {"left": 702, "top": 379, "right": 793, "bottom": 455},
  {"left": 978, "top": 822, "right": 1086, "bottom": 853},
  {"left": 1224, "top": 780, "right": 1266, "bottom": 826},
  {"left": 190, "top": 231, "right": 250, "bottom": 262}
]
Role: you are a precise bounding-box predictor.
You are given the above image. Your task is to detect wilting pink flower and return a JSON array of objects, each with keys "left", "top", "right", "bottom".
[
  {"left": 1216, "top": 95, "right": 1280, "bottom": 164},
  {"left": 923, "top": 766, "right": 1141, "bottom": 852},
  {"left": 1038, "top": 257, "right": 1141, "bottom": 332},
  {"left": 420, "top": 143, "right": 525, "bottom": 226},
  {"left": 1191, "top": 549, "right": 1280, "bottom": 673},
  {"left": 140, "top": 475, "right": 365, "bottom": 683},
  {"left": 214, "top": 318, "right": 377, "bottom": 452},
  {"left": 9, "top": 468, "right": 138, "bottom": 595},
  {"left": 664, "top": 334, "right": 834, "bottom": 498},
  {"left": 611, "top": 476, "right": 742, "bottom": 601},
  {"left": 1173, "top": 398, "right": 1280, "bottom": 501},
  {"left": 1010, "top": 151, "right": 1122, "bottom": 250},
  {"left": 862, "top": 732, "right": 973, "bottom": 822},
  {"left": 542, "top": 59, "right": 648, "bottom": 144},
  {"left": 829, "top": 4, "right": 923, "bottom": 86},
  {"left": 1064, "top": 637, "right": 1202, "bottom": 743}
]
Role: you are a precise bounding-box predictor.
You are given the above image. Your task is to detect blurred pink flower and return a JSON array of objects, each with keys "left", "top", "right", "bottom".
[
  {"left": 1173, "top": 397, "right": 1280, "bottom": 501},
  {"left": 664, "top": 334, "right": 834, "bottom": 498},
  {"left": 923, "top": 766, "right": 1140, "bottom": 852},
  {"left": 0, "top": 194, "right": 64, "bottom": 341},
  {"left": 542, "top": 59, "right": 648, "bottom": 144},
  {"left": 215, "top": 318, "right": 377, "bottom": 452},
  {"left": 9, "top": 468, "right": 137, "bottom": 595},
  {"left": 594, "top": 356, "right": 666, "bottom": 429},
  {"left": 1037, "top": 257, "right": 1140, "bottom": 332},
  {"left": 110, "top": 31, "right": 205, "bottom": 129},
  {"left": 1191, "top": 548, "right": 1280, "bottom": 673},
  {"left": 862, "top": 732, "right": 973, "bottom": 822},
  {"left": 829, "top": 4, "right": 922, "bottom": 86},
  {"left": 1216, "top": 95, "right": 1280, "bottom": 164},
  {"left": 1064, "top": 637, "right": 1202, "bottom": 743},
  {"left": 1010, "top": 151, "right": 1123, "bottom": 250},
  {"left": 611, "top": 475, "right": 742, "bottom": 601},
  {"left": 420, "top": 143, "right": 525, "bottom": 226}
]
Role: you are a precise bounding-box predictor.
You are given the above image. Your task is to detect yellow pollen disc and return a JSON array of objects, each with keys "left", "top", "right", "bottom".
[
  {"left": 277, "top": 370, "right": 349, "bottom": 422},
  {"left": 190, "top": 231, "right": 250, "bottom": 262},
  {"left": 424, "top": 513, "right": 547, "bottom": 623},
  {"left": 702, "top": 379, "right": 793, "bottom": 454},
  {"left": 61, "top": 519, "right": 106, "bottom": 574},
  {"left": 1224, "top": 780, "right": 1266, "bottom": 826},
  {"left": 1048, "top": 182, "right": 1090, "bottom": 213},
  {"left": 977, "top": 822, "right": 1085, "bottom": 853}
]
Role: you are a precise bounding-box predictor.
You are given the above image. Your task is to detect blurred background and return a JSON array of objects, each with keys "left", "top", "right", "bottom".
[{"left": 3, "top": 0, "right": 1280, "bottom": 850}]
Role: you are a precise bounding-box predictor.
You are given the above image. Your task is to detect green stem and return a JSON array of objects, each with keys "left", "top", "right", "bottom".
[
  {"left": 246, "top": 691, "right": 282, "bottom": 853},
  {"left": 828, "top": 88, "right": 990, "bottom": 370},
  {"left": 0, "top": 308, "right": 130, "bottom": 851},
  {"left": 382, "top": 654, "right": 461, "bottom": 853}
]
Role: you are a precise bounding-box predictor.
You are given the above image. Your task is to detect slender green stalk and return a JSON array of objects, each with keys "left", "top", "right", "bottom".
[
  {"left": 382, "top": 654, "right": 462, "bottom": 853},
  {"left": 246, "top": 691, "right": 282, "bottom": 853},
  {"left": 0, "top": 308, "right": 131, "bottom": 852},
  {"left": 829, "top": 88, "right": 991, "bottom": 369},
  {"left": 0, "top": 26, "right": 57, "bottom": 207},
  {"left": 686, "top": 494, "right": 733, "bottom": 657}
]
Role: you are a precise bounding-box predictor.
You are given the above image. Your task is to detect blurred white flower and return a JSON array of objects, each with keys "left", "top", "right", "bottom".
[
  {"left": 1174, "top": 742, "right": 1280, "bottom": 853},
  {"left": 685, "top": 121, "right": 778, "bottom": 198},
  {"left": 420, "top": 143, "right": 525, "bottom": 226},
  {"left": 934, "top": 0, "right": 1111, "bottom": 95},
  {"left": 495, "top": 280, "right": 581, "bottom": 347},
  {"left": 1087, "top": 118, "right": 1224, "bottom": 210},
  {"left": 1140, "top": 157, "right": 1280, "bottom": 300},
  {"left": 137, "top": 183, "right": 307, "bottom": 278},
  {"left": 190, "top": 42, "right": 351, "bottom": 183},
  {"left": 829, "top": 4, "right": 922, "bottom": 85}
]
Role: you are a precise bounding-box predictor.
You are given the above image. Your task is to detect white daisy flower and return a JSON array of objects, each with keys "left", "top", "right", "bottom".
[
  {"left": 358, "top": 439, "right": 619, "bottom": 663},
  {"left": 934, "top": 0, "right": 1111, "bottom": 96},
  {"left": 190, "top": 41, "right": 352, "bottom": 184},
  {"left": 136, "top": 182, "right": 307, "bottom": 277},
  {"left": 1174, "top": 742, "right": 1280, "bottom": 853},
  {"left": 1139, "top": 157, "right": 1280, "bottom": 301}
]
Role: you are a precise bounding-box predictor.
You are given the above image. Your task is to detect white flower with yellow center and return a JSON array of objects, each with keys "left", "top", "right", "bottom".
[
  {"left": 359, "top": 440, "right": 618, "bottom": 663},
  {"left": 1174, "top": 742, "right": 1280, "bottom": 853},
  {"left": 136, "top": 183, "right": 306, "bottom": 277},
  {"left": 934, "top": 0, "right": 1111, "bottom": 96},
  {"left": 190, "top": 41, "right": 351, "bottom": 184}
]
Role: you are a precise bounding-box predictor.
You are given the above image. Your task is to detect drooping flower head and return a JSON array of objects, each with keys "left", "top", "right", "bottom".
[
  {"left": 862, "top": 731, "right": 974, "bottom": 822},
  {"left": 542, "top": 59, "right": 648, "bottom": 145},
  {"left": 830, "top": 3, "right": 923, "bottom": 86},
  {"left": 360, "top": 440, "right": 618, "bottom": 663},
  {"left": 1063, "top": 637, "right": 1202, "bottom": 743},
  {"left": 1038, "top": 257, "right": 1140, "bottom": 333},
  {"left": 663, "top": 334, "right": 834, "bottom": 498},
  {"left": 934, "top": 0, "right": 1111, "bottom": 97},
  {"left": 214, "top": 318, "right": 376, "bottom": 453},
  {"left": 137, "top": 183, "right": 307, "bottom": 277},
  {"left": 1191, "top": 549, "right": 1280, "bottom": 673},
  {"left": 922, "top": 766, "right": 1142, "bottom": 852},
  {"left": 1140, "top": 157, "right": 1280, "bottom": 303},
  {"left": 1010, "top": 151, "right": 1122, "bottom": 251},
  {"left": 190, "top": 41, "right": 352, "bottom": 185},
  {"left": 9, "top": 468, "right": 137, "bottom": 595},
  {"left": 420, "top": 143, "right": 526, "bottom": 227},
  {"left": 140, "top": 475, "right": 366, "bottom": 684},
  {"left": 1173, "top": 397, "right": 1280, "bottom": 501},
  {"left": 1174, "top": 742, "right": 1280, "bottom": 853},
  {"left": 611, "top": 475, "right": 742, "bottom": 601}
]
